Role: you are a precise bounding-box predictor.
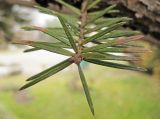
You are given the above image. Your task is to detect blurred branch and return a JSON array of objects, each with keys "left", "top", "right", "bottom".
[
  {"left": 6, "top": 0, "right": 35, "bottom": 7},
  {"left": 5, "top": 0, "right": 72, "bottom": 14}
]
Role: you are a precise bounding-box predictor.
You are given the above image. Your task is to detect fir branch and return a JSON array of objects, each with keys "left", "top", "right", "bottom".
[{"left": 13, "top": 1, "right": 148, "bottom": 116}]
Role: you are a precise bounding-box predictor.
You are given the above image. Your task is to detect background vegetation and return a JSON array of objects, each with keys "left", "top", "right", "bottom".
[{"left": 0, "top": 65, "right": 160, "bottom": 119}]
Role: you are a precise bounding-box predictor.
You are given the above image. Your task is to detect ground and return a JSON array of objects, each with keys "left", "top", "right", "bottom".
[{"left": 0, "top": 64, "right": 160, "bottom": 119}]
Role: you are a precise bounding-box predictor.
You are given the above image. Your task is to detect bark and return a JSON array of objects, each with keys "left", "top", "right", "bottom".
[{"left": 105, "top": 0, "right": 160, "bottom": 45}]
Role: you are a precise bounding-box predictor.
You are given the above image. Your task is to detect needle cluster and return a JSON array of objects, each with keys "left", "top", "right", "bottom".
[{"left": 13, "top": 0, "right": 148, "bottom": 116}]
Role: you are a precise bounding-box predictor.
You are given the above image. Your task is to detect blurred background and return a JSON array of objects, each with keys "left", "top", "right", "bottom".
[{"left": 0, "top": 0, "right": 160, "bottom": 119}]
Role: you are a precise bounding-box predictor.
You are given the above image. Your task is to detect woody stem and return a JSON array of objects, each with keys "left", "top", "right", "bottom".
[{"left": 78, "top": 0, "right": 88, "bottom": 51}]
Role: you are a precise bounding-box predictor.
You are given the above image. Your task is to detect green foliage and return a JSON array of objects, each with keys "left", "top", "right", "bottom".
[
  {"left": 58, "top": 16, "right": 78, "bottom": 52},
  {"left": 88, "top": 0, "right": 102, "bottom": 10},
  {"left": 20, "top": 58, "right": 72, "bottom": 90},
  {"left": 55, "top": 0, "right": 81, "bottom": 16},
  {"left": 13, "top": 0, "right": 148, "bottom": 116},
  {"left": 78, "top": 64, "right": 94, "bottom": 115}
]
